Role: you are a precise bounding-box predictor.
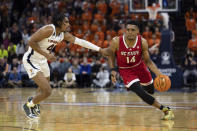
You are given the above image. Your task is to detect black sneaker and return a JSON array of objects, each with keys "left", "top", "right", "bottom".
[
  {"left": 23, "top": 103, "right": 38, "bottom": 119},
  {"left": 28, "top": 97, "right": 41, "bottom": 116}
]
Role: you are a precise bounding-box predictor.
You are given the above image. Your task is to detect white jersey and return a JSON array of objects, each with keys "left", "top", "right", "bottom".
[{"left": 24, "top": 24, "right": 64, "bottom": 61}]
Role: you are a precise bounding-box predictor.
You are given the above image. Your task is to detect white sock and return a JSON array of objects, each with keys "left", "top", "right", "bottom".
[{"left": 27, "top": 100, "right": 35, "bottom": 107}]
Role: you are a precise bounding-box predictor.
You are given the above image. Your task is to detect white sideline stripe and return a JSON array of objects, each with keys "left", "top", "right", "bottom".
[{"left": 43, "top": 102, "right": 195, "bottom": 110}]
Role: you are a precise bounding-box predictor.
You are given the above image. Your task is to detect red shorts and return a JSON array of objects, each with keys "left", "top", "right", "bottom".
[{"left": 119, "top": 62, "right": 153, "bottom": 88}]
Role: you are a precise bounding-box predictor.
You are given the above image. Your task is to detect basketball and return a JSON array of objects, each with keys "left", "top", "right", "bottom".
[{"left": 154, "top": 75, "right": 171, "bottom": 92}]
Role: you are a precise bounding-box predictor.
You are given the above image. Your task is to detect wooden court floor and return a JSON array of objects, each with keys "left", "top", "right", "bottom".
[{"left": 0, "top": 87, "right": 197, "bottom": 131}]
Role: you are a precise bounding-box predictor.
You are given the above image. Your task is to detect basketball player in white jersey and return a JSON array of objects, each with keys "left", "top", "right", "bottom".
[{"left": 23, "top": 13, "right": 105, "bottom": 118}]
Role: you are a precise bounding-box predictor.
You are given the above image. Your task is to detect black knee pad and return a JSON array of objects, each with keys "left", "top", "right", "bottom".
[
  {"left": 129, "top": 82, "right": 155, "bottom": 105},
  {"left": 142, "top": 83, "right": 155, "bottom": 94}
]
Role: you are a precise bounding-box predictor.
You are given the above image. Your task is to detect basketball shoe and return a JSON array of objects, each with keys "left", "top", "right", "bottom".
[
  {"left": 162, "top": 107, "right": 175, "bottom": 120},
  {"left": 28, "top": 97, "right": 41, "bottom": 116},
  {"left": 23, "top": 102, "right": 38, "bottom": 119}
]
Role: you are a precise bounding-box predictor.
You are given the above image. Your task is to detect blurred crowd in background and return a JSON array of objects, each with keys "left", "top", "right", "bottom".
[{"left": 0, "top": 0, "right": 197, "bottom": 88}]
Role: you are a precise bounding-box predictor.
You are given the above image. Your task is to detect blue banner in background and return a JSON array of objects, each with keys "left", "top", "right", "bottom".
[{"left": 152, "top": 29, "right": 183, "bottom": 88}]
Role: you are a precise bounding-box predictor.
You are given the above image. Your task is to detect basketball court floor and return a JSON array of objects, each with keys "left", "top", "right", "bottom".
[{"left": 0, "top": 87, "right": 197, "bottom": 131}]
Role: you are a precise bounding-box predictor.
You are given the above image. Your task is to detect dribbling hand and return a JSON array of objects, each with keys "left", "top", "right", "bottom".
[
  {"left": 46, "top": 54, "right": 56, "bottom": 62},
  {"left": 111, "top": 70, "right": 117, "bottom": 84}
]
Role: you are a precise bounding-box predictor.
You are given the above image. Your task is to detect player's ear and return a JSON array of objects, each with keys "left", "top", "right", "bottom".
[{"left": 57, "top": 21, "right": 62, "bottom": 27}]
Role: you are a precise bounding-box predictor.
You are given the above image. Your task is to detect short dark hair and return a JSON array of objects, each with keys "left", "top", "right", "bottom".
[
  {"left": 126, "top": 20, "right": 139, "bottom": 28},
  {"left": 52, "top": 13, "right": 66, "bottom": 27}
]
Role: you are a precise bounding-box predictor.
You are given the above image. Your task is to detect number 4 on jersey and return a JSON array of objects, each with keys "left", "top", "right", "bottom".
[
  {"left": 126, "top": 56, "right": 135, "bottom": 63},
  {"left": 47, "top": 44, "right": 55, "bottom": 53}
]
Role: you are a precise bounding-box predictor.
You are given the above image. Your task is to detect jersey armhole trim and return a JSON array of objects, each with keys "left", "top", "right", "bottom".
[{"left": 48, "top": 24, "right": 56, "bottom": 38}]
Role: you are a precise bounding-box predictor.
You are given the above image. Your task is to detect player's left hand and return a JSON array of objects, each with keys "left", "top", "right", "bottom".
[
  {"left": 47, "top": 54, "right": 56, "bottom": 62},
  {"left": 99, "top": 48, "right": 109, "bottom": 56},
  {"left": 111, "top": 70, "right": 117, "bottom": 84}
]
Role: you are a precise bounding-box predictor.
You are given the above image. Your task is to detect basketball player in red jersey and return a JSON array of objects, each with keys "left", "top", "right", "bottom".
[{"left": 102, "top": 22, "right": 174, "bottom": 120}]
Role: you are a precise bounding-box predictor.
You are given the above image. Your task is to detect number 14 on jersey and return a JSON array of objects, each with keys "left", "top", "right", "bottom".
[{"left": 126, "top": 56, "right": 135, "bottom": 63}]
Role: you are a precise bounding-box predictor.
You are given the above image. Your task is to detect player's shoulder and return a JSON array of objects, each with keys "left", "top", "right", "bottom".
[
  {"left": 37, "top": 24, "right": 54, "bottom": 37},
  {"left": 41, "top": 24, "right": 54, "bottom": 33},
  {"left": 111, "top": 36, "right": 120, "bottom": 43},
  {"left": 140, "top": 37, "right": 148, "bottom": 43},
  {"left": 140, "top": 37, "right": 149, "bottom": 49}
]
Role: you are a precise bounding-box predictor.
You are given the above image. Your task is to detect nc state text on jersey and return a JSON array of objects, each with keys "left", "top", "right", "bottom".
[{"left": 121, "top": 51, "right": 139, "bottom": 56}]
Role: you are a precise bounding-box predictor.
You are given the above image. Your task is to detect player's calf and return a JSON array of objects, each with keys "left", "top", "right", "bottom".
[{"left": 42, "top": 88, "right": 52, "bottom": 98}]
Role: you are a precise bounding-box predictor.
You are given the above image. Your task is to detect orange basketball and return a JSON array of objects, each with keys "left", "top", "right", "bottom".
[{"left": 154, "top": 75, "right": 171, "bottom": 92}]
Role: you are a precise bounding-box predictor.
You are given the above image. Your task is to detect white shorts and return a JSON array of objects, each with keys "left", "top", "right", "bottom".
[{"left": 22, "top": 53, "right": 50, "bottom": 79}]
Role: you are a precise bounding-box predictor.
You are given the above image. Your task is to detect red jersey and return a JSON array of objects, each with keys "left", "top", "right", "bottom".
[
  {"left": 116, "top": 35, "right": 153, "bottom": 87},
  {"left": 116, "top": 35, "right": 142, "bottom": 69}
]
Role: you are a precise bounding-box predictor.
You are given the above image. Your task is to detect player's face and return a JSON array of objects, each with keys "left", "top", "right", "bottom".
[
  {"left": 125, "top": 25, "right": 139, "bottom": 41},
  {"left": 61, "top": 17, "right": 70, "bottom": 32}
]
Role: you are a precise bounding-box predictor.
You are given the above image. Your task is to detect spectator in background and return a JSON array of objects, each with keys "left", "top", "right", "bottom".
[
  {"left": 103, "top": 34, "right": 111, "bottom": 48},
  {"left": 185, "top": 8, "right": 195, "bottom": 20},
  {"left": 188, "top": 34, "right": 197, "bottom": 55},
  {"left": 96, "top": 0, "right": 107, "bottom": 15},
  {"left": 91, "top": 58, "right": 102, "bottom": 80},
  {"left": 10, "top": 23, "right": 22, "bottom": 44},
  {"left": 186, "top": 16, "right": 196, "bottom": 37},
  {"left": 91, "top": 20, "right": 99, "bottom": 33},
  {"left": 93, "top": 66, "right": 110, "bottom": 88},
  {"left": 71, "top": 58, "right": 80, "bottom": 74},
  {"left": 0, "top": 44, "right": 8, "bottom": 59},
  {"left": 183, "top": 50, "right": 197, "bottom": 86},
  {"left": 71, "top": 58, "right": 80, "bottom": 85},
  {"left": 18, "top": 59, "right": 31, "bottom": 86},
  {"left": 58, "top": 57, "right": 71, "bottom": 78},
  {"left": 149, "top": 46, "right": 159, "bottom": 64},
  {"left": 80, "top": 57, "right": 91, "bottom": 87},
  {"left": 95, "top": 27, "right": 105, "bottom": 42},
  {"left": 8, "top": 67, "right": 22, "bottom": 88},
  {"left": 155, "top": 27, "right": 161, "bottom": 39},
  {"left": 148, "top": 34, "right": 161, "bottom": 48},
  {"left": 92, "top": 34, "right": 103, "bottom": 48},
  {"left": 0, "top": 57, "right": 9, "bottom": 76},
  {"left": 2, "top": 27, "right": 10, "bottom": 49},
  {"left": 22, "top": 29, "right": 29, "bottom": 45},
  {"left": 7, "top": 42, "right": 16, "bottom": 63},
  {"left": 62, "top": 67, "right": 76, "bottom": 88},
  {"left": 142, "top": 26, "right": 152, "bottom": 41},
  {"left": 9, "top": 57, "right": 19, "bottom": 72},
  {"left": 50, "top": 57, "right": 60, "bottom": 74},
  {"left": 110, "top": 0, "right": 121, "bottom": 17},
  {"left": 0, "top": 57, "right": 9, "bottom": 87},
  {"left": 16, "top": 40, "right": 26, "bottom": 60}
]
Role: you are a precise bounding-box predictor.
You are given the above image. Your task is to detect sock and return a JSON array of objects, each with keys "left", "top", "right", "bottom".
[
  {"left": 159, "top": 105, "right": 164, "bottom": 110},
  {"left": 27, "top": 100, "right": 35, "bottom": 107}
]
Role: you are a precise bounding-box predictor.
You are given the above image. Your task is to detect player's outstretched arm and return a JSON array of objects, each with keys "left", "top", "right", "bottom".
[
  {"left": 63, "top": 32, "right": 104, "bottom": 52},
  {"left": 141, "top": 38, "right": 162, "bottom": 76}
]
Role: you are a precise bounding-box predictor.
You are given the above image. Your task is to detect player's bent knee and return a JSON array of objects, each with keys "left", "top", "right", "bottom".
[
  {"left": 43, "top": 88, "right": 52, "bottom": 97},
  {"left": 129, "top": 82, "right": 155, "bottom": 105},
  {"left": 142, "top": 83, "right": 155, "bottom": 94}
]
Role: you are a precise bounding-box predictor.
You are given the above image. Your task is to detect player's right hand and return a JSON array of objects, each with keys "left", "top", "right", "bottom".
[
  {"left": 111, "top": 70, "right": 117, "bottom": 84},
  {"left": 46, "top": 54, "right": 56, "bottom": 62}
]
